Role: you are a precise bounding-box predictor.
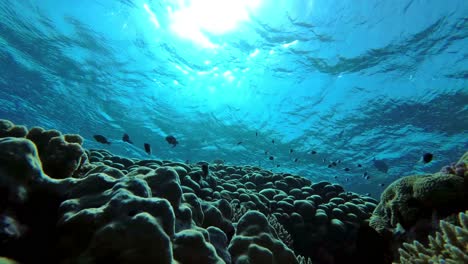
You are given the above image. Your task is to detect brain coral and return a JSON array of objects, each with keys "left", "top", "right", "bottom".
[{"left": 370, "top": 173, "right": 467, "bottom": 234}]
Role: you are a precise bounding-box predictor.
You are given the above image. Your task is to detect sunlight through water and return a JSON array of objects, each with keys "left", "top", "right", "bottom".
[{"left": 168, "top": 0, "right": 262, "bottom": 47}]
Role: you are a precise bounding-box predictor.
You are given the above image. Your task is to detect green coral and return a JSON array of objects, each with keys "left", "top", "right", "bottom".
[
  {"left": 398, "top": 211, "right": 468, "bottom": 264},
  {"left": 296, "top": 255, "right": 313, "bottom": 264},
  {"left": 370, "top": 173, "right": 466, "bottom": 234}
]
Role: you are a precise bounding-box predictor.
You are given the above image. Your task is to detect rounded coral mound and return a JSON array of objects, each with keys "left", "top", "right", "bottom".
[
  {"left": 370, "top": 172, "right": 467, "bottom": 235},
  {"left": 3, "top": 119, "right": 436, "bottom": 264}
]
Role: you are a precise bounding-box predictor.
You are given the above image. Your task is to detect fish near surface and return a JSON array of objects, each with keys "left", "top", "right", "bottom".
[
  {"left": 93, "top": 135, "right": 111, "bottom": 145},
  {"left": 165, "top": 135, "right": 178, "bottom": 147},
  {"left": 122, "top": 133, "right": 133, "bottom": 144},
  {"left": 422, "top": 153, "right": 433, "bottom": 163},
  {"left": 144, "top": 143, "right": 151, "bottom": 155},
  {"left": 373, "top": 158, "right": 389, "bottom": 173}
]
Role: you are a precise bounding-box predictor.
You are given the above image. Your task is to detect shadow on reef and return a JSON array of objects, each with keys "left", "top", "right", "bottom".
[{"left": 0, "top": 119, "right": 466, "bottom": 264}]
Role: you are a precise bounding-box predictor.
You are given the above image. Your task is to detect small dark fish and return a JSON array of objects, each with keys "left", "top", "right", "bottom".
[
  {"left": 165, "top": 135, "right": 178, "bottom": 147},
  {"left": 357, "top": 164, "right": 362, "bottom": 167},
  {"left": 93, "top": 135, "right": 111, "bottom": 145},
  {"left": 276, "top": 164, "right": 280, "bottom": 167},
  {"left": 269, "top": 156, "right": 274, "bottom": 160},
  {"left": 256, "top": 131, "right": 258, "bottom": 137},
  {"left": 311, "top": 150, "right": 317, "bottom": 154},
  {"left": 201, "top": 163, "right": 209, "bottom": 177},
  {"left": 345, "top": 178, "right": 349, "bottom": 182},
  {"left": 365, "top": 193, "right": 371, "bottom": 196},
  {"left": 237, "top": 141, "right": 243, "bottom": 145},
  {"left": 364, "top": 175, "right": 370, "bottom": 180},
  {"left": 422, "top": 153, "right": 433, "bottom": 163},
  {"left": 185, "top": 160, "right": 190, "bottom": 164},
  {"left": 290, "top": 149, "right": 294, "bottom": 153},
  {"left": 328, "top": 164, "right": 332, "bottom": 168},
  {"left": 337, "top": 160, "right": 341, "bottom": 164},
  {"left": 338, "top": 129, "right": 345, "bottom": 138},
  {"left": 373, "top": 158, "right": 389, "bottom": 173},
  {"left": 332, "top": 161, "right": 337, "bottom": 166},
  {"left": 344, "top": 167, "right": 350, "bottom": 172},
  {"left": 272, "top": 139, "right": 275, "bottom": 144},
  {"left": 122, "top": 133, "right": 133, "bottom": 144},
  {"left": 264, "top": 150, "right": 269, "bottom": 155},
  {"left": 294, "top": 158, "right": 298, "bottom": 162},
  {"left": 322, "top": 158, "right": 326, "bottom": 163},
  {"left": 363, "top": 171, "right": 368, "bottom": 177},
  {"left": 144, "top": 143, "right": 151, "bottom": 155},
  {"left": 379, "top": 183, "right": 385, "bottom": 187},
  {"left": 334, "top": 176, "right": 338, "bottom": 179}
]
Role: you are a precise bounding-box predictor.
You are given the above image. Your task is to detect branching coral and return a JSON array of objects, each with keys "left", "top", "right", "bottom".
[
  {"left": 296, "top": 255, "right": 313, "bottom": 264},
  {"left": 398, "top": 211, "right": 468, "bottom": 264},
  {"left": 230, "top": 201, "right": 249, "bottom": 223},
  {"left": 267, "top": 214, "right": 293, "bottom": 249}
]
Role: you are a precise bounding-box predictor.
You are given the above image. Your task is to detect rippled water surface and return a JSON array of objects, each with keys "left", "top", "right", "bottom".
[{"left": 1, "top": 0, "right": 467, "bottom": 196}]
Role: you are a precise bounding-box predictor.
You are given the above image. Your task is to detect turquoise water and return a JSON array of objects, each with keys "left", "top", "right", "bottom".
[{"left": 0, "top": 0, "right": 467, "bottom": 196}]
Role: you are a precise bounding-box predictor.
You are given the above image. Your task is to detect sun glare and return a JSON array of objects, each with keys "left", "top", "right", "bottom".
[{"left": 168, "top": 0, "right": 262, "bottom": 47}]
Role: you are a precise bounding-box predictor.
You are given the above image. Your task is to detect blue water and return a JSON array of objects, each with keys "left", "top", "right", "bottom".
[{"left": 0, "top": 0, "right": 467, "bottom": 197}]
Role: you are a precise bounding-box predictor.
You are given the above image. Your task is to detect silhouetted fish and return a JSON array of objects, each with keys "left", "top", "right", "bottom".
[
  {"left": 422, "top": 153, "right": 433, "bottom": 163},
  {"left": 290, "top": 149, "right": 294, "bottom": 153},
  {"left": 344, "top": 168, "right": 350, "bottom": 172},
  {"left": 264, "top": 150, "right": 269, "bottom": 155},
  {"left": 93, "top": 135, "right": 111, "bottom": 145},
  {"left": 201, "top": 163, "right": 209, "bottom": 177},
  {"left": 338, "top": 129, "right": 345, "bottom": 138},
  {"left": 276, "top": 164, "right": 280, "bottom": 167},
  {"left": 357, "top": 164, "right": 362, "bottom": 167},
  {"left": 272, "top": 139, "right": 275, "bottom": 144},
  {"left": 311, "top": 150, "right": 317, "bottom": 154},
  {"left": 269, "top": 156, "right": 274, "bottom": 160},
  {"left": 122, "top": 133, "right": 133, "bottom": 144},
  {"left": 237, "top": 141, "right": 243, "bottom": 145},
  {"left": 256, "top": 131, "right": 258, "bottom": 137},
  {"left": 144, "top": 143, "right": 151, "bottom": 155},
  {"left": 294, "top": 158, "right": 298, "bottom": 162},
  {"left": 373, "top": 158, "right": 389, "bottom": 173},
  {"left": 328, "top": 164, "right": 332, "bottom": 168},
  {"left": 379, "top": 183, "right": 385, "bottom": 187},
  {"left": 364, "top": 175, "right": 370, "bottom": 180},
  {"left": 165, "top": 135, "right": 178, "bottom": 147}
]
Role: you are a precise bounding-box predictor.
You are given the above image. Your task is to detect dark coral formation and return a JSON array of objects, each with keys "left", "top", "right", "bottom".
[
  {"left": 398, "top": 211, "right": 468, "bottom": 263},
  {"left": 369, "top": 152, "right": 468, "bottom": 262},
  {"left": 0, "top": 119, "right": 466, "bottom": 264}
]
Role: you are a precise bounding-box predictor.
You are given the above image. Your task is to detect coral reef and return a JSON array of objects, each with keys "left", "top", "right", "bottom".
[
  {"left": 370, "top": 173, "right": 467, "bottom": 235},
  {"left": 439, "top": 151, "right": 467, "bottom": 178},
  {"left": 398, "top": 211, "right": 468, "bottom": 264},
  {"left": 228, "top": 211, "right": 298, "bottom": 264},
  {"left": 4, "top": 119, "right": 464, "bottom": 264}
]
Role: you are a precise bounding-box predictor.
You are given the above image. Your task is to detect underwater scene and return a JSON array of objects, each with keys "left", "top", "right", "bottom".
[{"left": 0, "top": 0, "right": 467, "bottom": 263}]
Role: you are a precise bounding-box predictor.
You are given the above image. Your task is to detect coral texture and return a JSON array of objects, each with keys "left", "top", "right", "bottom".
[
  {"left": 399, "top": 211, "right": 468, "bottom": 264},
  {"left": 0, "top": 119, "right": 397, "bottom": 264},
  {"left": 370, "top": 173, "right": 467, "bottom": 234}
]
